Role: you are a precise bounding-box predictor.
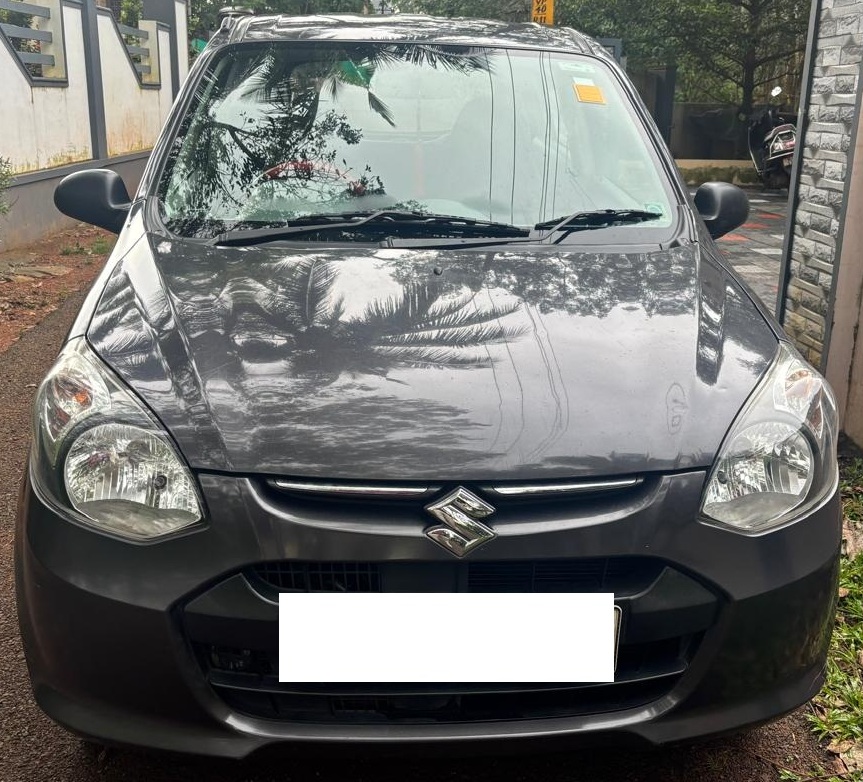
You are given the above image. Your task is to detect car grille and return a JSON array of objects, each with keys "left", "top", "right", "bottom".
[
  {"left": 187, "top": 557, "right": 711, "bottom": 724},
  {"left": 247, "top": 557, "right": 663, "bottom": 597},
  {"left": 196, "top": 634, "right": 698, "bottom": 723}
]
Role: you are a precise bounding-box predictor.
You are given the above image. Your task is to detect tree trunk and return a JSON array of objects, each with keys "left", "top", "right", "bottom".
[{"left": 738, "top": 47, "right": 757, "bottom": 157}]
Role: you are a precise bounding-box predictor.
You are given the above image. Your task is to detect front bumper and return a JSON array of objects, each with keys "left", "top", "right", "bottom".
[{"left": 16, "top": 470, "right": 841, "bottom": 757}]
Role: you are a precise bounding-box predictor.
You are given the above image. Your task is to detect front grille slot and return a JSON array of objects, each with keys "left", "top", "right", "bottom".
[
  {"left": 468, "top": 559, "right": 641, "bottom": 593},
  {"left": 249, "top": 557, "right": 662, "bottom": 597},
  {"left": 253, "top": 561, "right": 381, "bottom": 593}
]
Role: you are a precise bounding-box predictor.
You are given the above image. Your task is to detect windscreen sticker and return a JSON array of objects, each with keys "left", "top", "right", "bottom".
[
  {"left": 559, "top": 61, "right": 597, "bottom": 74},
  {"left": 573, "top": 78, "right": 606, "bottom": 105}
]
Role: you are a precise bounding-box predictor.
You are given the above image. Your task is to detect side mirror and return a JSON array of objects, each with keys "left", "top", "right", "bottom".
[
  {"left": 54, "top": 169, "right": 132, "bottom": 234},
  {"left": 694, "top": 182, "right": 749, "bottom": 239}
]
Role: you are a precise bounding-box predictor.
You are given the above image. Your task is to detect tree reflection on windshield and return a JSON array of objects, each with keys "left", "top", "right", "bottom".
[
  {"left": 159, "top": 42, "right": 490, "bottom": 237},
  {"left": 158, "top": 38, "right": 674, "bottom": 238}
]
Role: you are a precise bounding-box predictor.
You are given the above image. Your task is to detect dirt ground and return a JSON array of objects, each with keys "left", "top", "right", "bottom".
[
  {"left": 0, "top": 227, "right": 846, "bottom": 782},
  {"left": 0, "top": 225, "right": 115, "bottom": 354}
]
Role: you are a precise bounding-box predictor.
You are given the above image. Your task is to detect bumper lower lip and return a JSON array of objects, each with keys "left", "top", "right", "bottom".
[{"left": 16, "top": 470, "right": 842, "bottom": 757}]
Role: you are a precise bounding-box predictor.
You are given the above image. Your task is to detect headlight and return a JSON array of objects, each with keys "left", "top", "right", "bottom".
[
  {"left": 31, "top": 339, "right": 202, "bottom": 541},
  {"left": 700, "top": 341, "right": 837, "bottom": 533}
]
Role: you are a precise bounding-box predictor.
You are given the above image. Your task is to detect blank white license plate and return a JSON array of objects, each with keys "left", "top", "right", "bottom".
[{"left": 278, "top": 593, "right": 619, "bottom": 683}]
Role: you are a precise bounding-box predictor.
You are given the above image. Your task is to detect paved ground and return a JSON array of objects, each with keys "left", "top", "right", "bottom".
[
  {"left": 3, "top": 196, "right": 831, "bottom": 782},
  {"left": 715, "top": 189, "right": 789, "bottom": 312}
]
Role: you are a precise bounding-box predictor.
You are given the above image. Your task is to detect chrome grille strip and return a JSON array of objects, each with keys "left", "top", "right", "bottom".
[
  {"left": 488, "top": 477, "right": 642, "bottom": 496},
  {"left": 269, "top": 476, "right": 642, "bottom": 499},
  {"left": 271, "top": 479, "right": 431, "bottom": 497}
]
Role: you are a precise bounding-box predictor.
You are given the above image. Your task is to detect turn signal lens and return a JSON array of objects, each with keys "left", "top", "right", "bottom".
[{"left": 40, "top": 347, "right": 110, "bottom": 459}]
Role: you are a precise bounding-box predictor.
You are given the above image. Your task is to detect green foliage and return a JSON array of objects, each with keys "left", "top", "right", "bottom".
[
  {"left": 0, "top": 6, "right": 32, "bottom": 29},
  {"left": 399, "top": 0, "right": 529, "bottom": 21},
  {"left": 677, "top": 164, "right": 759, "bottom": 187},
  {"left": 90, "top": 237, "right": 113, "bottom": 254},
  {"left": 0, "top": 7, "right": 43, "bottom": 76},
  {"left": 59, "top": 237, "right": 114, "bottom": 256},
  {"left": 807, "top": 459, "right": 863, "bottom": 749},
  {"left": 843, "top": 457, "right": 863, "bottom": 526},
  {"left": 400, "top": 0, "right": 808, "bottom": 118},
  {"left": 60, "top": 241, "right": 87, "bottom": 255},
  {"left": 187, "top": 0, "right": 808, "bottom": 122},
  {"left": 120, "top": 0, "right": 142, "bottom": 27},
  {"left": 810, "top": 553, "right": 863, "bottom": 743},
  {"left": 189, "top": 0, "right": 367, "bottom": 47},
  {"left": 0, "top": 157, "right": 13, "bottom": 217}
]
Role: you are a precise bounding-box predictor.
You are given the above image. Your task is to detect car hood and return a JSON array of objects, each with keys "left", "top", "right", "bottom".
[{"left": 87, "top": 228, "right": 778, "bottom": 480}]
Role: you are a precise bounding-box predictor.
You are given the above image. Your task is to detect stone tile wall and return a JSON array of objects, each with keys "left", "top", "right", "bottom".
[{"left": 782, "top": 0, "right": 863, "bottom": 368}]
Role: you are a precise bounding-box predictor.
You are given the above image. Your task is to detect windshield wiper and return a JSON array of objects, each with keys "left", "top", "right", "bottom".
[
  {"left": 535, "top": 208, "right": 662, "bottom": 237},
  {"left": 212, "top": 210, "right": 529, "bottom": 246}
]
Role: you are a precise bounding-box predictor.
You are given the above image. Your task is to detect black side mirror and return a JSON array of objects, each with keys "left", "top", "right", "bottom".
[
  {"left": 694, "top": 182, "right": 749, "bottom": 239},
  {"left": 54, "top": 169, "right": 132, "bottom": 234}
]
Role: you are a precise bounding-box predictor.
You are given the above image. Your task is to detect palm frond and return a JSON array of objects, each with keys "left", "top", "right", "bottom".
[
  {"left": 369, "top": 44, "right": 491, "bottom": 75},
  {"left": 278, "top": 259, "right": 339, "bottom": 327},
  {"left": 367, "top": 90, "right": 396, "bottom": 126},
  {"left": 325, "top": 295, "right": 346, "bottom": 325},
  {"left": 418, "top": 298, "right": 522, "bottom": 331},
  {"left": 377, "top": 323, "right": 525, "bottom": 348},
  {"left": 371, "top": 346, "right": 491, "bottom": 368},
  {"left": 357, "top": 283, "right": 444, "bottom": 332}
]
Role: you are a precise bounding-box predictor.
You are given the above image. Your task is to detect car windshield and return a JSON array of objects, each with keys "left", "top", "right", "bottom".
[{"left": 157, "top": 41, "right": 675, "bottom": 240}]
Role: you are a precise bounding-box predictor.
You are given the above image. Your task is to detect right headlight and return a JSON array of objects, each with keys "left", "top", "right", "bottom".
[
  {"left": 30, "top": 338, "right": 203, "bottom": 541},
  {"left": 700, "top": 341, "right": 838, "bottom": 533}
]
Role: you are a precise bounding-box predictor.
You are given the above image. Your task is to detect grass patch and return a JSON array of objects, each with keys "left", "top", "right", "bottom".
[
  {"left": 59, "top": 242, "right": 88, "bottom": 256},
  {"left": 809, "top": 553, "right": 863, "bottom": 743},
  {"left": 678, "top": 164, "right": 761, "bottom": 187},
  {"left": 59, "top": 236, "right": 114, "bottom": 257},
  {"left": 90, "top": 237, "right": 112, "bottom": 255},
  {"left": 799, "top": 457, "right": 863, "bottom": 780}
]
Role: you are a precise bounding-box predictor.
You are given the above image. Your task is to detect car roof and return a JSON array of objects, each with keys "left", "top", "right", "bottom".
[{"left": 210, "top": 13, "right": 611, "bottom": 60}]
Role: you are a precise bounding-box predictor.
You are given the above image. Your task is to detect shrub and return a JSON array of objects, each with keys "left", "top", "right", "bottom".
[{"left": 0, "top": 157, "right": 13, "bottom": 217}]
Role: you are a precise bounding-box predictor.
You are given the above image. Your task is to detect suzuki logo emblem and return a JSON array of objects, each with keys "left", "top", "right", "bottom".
[{"left": 424, "top": 487, "right": 496, "bottom": 557}]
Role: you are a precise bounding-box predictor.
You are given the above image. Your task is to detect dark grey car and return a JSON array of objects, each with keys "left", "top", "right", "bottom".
[{"left": 16, "top": 13, "right": 841, "bottom": 757}]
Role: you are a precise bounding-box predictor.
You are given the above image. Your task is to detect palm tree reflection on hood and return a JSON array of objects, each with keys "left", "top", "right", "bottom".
[{"left": 217, "top": 258, "right": 524, "bottom": 384}]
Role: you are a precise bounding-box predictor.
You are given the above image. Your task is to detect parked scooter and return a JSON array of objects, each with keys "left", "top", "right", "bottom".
[{"left": 748, "top": 86, "right": 796, "bottom": 189}]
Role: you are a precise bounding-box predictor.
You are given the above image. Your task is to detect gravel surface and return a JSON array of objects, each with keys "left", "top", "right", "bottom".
[{"left": 0, "top": 278, "right": 838, "bottom": 782}]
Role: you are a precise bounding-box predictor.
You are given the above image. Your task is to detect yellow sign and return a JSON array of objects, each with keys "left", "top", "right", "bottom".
[
  {"left": 573, "top": 83, "right": 606, "bottom": 104},
  {"left": 531, "top": 0, "right": 554, "bottom": 25}
]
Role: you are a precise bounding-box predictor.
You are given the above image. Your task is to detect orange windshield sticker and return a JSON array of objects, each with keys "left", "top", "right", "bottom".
[{"left": 574, "top": 82, "right": 606, "bottom": 104}]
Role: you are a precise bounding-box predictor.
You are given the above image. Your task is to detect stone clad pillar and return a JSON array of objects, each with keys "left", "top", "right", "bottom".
[
  {"left": 825, "top": 106, "right": 863, "bottom": 445},
  {"left": 777, "top": 0, "right": 863, "bottom": 445}
]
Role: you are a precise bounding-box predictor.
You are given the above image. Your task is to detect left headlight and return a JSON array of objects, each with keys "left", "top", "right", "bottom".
[
  {"left": 31, "top": 338, "right": 203, "bottom": 541},
  {"left": 700, "top": 341, "right": 838, "bottom": 533}
]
